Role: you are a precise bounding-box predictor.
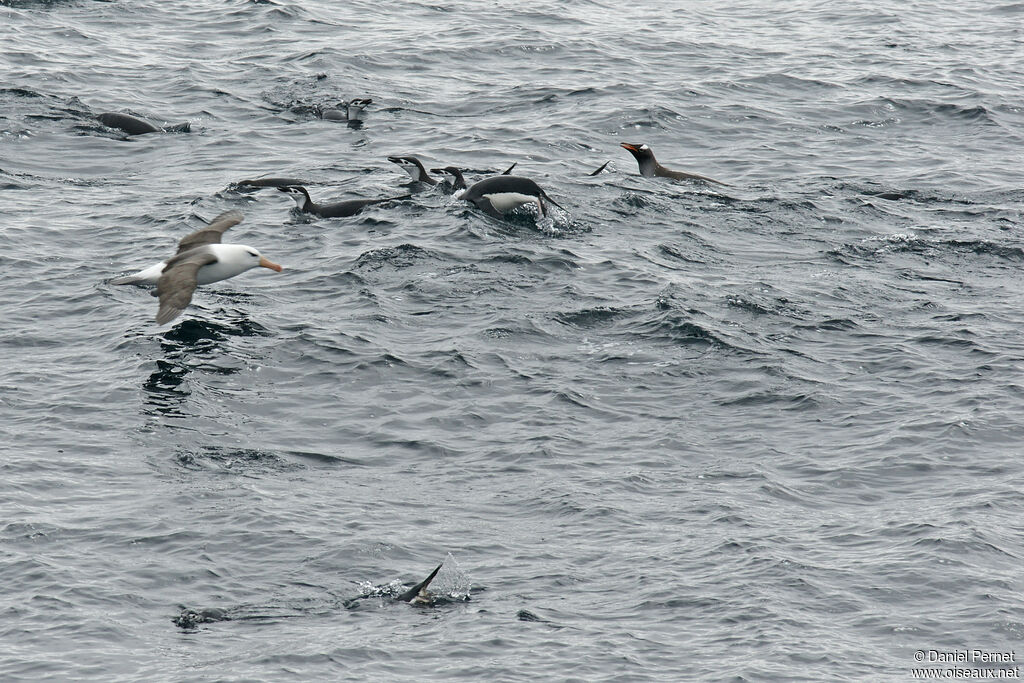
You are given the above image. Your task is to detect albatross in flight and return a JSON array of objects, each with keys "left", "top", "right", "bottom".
[{"left": 110, "top": 210, "right": 283, "bottom": 325}]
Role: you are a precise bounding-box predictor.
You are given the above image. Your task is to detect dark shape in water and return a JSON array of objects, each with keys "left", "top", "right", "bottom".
[
  {"left": 173, "top": 607, "right": 230, "bottom": 629},
  {"left": 589, "top": 160, "right": 610, "bottom": 176},
  {"left": 96, "top": 112, "right": 191, "bottom": 135},
  {"left": 232, "top": 177, "right": 311, "bottom": 189}
]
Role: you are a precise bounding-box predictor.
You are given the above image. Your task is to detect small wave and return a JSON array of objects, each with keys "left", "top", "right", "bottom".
[
  {"left": 829, "top": 233, "right": 1024, "bottom": 263},
  {"left": 717, "top": 391, "right": 820, "bottom": 410},
  {"left": 175, "top": 446, "right": 302, "bottom": 474},
  {"left": 846, "top": 96, "right": 995, "bottom": 127},
  {"left": 0, "top": 87, "right": 44, "bottom": 98},
  {"left": 991, "top": 2, "right": 1024, "bottom": 13},
  {"left": 630, "top": 309, "right": 737, "bottom": 351},
  {"left": 553, "top": 306, "right": 627, "bottom": 328},
  {"left": 656, "top": 243, "right": 707, "bottom": 265},
  {"left": 354, "top": 243, "right": 436, "bottom": 271}
]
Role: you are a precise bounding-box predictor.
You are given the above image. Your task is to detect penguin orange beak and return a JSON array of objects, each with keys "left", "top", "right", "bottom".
[
  {"left": 620, "top": 142, "right": 640, "bottom": 152},
  {"left": 259, "top": 256, "right": 283, "bottom": 272}
]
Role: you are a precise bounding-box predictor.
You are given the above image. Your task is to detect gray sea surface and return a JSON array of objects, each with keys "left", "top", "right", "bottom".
[{"left": 2, "top": 0, "right": 1023, "bottom": 680}]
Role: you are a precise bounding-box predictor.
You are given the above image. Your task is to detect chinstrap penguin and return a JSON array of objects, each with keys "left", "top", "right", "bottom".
[
  {"left": 320, "top": 98, "right": 372, "bottom": 124},
  {"left": 387, "top": 156, "right": 438, "bottom": 185},
  {"left": 430, "top": 162, "right": 519, "bottom": 193},
  {"left": 277, "top": 185, "right": 411, "bottom": 218},
  {"left": 232, "top": 177, "right": 310, "bottom": 189},
  {"left": 430, "top": 166, "right": 469, "bottom": 191}
]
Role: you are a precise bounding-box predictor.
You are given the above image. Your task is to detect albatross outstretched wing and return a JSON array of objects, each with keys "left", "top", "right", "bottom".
[
  {"left": 175, "top": 210, "right": 244, "bottom": 255},
  {"left": 155, "top": 250, "right": 218, "bottom": 324}
]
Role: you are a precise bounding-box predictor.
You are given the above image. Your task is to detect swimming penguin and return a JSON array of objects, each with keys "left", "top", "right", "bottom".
[
  {"left": 96, "top": 112, "right": 191, "bottom": 136},
  {"left": 429, "top": 163, "right": 519, "bottom": 192},
  {"left": 320, "top": 98, "right": 372, "bottom": 123},
  {"left": 619, "top": 143, "right": 726, "bottom": 185},
  {"left": 387, "top": 156, "right": 438, "bottom": 185},
  {"left": 341, "top": 561, "right": 449, "bottom": 610},
  {"left": 110, "top": 210, "right": 283, "bottom": 325},
  {"left": 343, "top": 98, "right": 372, "bottom": 121},
  {"left": 232, "top": 177, "right": 310, "bottom": 189},
  {"left": 589, "top": 161, "right": 610, "bottom": 176},
  {"left": 172, "top": 607, "right": 231, "bottom": 629},
  {"left": 277, "top": 185, "right": 411, "bottom": 218},
  {"left": 458, "top": 175, "right": 563, "bottom": 219},
  {"left": 430, "top": 166, "right": 469, "bottom": 191}
]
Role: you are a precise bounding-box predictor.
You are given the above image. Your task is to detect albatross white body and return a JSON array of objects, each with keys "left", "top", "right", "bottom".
[{"left": 112, "top": 244, "right": 269, "bottom": 287}]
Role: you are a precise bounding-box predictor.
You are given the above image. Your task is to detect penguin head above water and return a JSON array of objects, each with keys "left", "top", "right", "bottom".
[
  {"left": 387, "top": 156, "right": 435, "bottom": 184},
  {"left": 277, "top": 185, "right": 312, "bottom": 210},
  {"left": 430, "top": 166, "right": 467, "bottom": 190},
  {"left": 345, "top": 98, "right": 372, "bottom": 118},
  {"left": 620, "top": 142, "right": 658, "bottom": 176}
]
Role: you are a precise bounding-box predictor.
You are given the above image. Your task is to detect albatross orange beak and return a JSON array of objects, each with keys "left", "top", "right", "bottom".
[{"left": 259, "top": 256, "right": 283, "bottom": 272}]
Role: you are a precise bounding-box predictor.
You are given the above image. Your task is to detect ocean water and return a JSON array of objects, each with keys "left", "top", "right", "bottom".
[{"left": 2, "top": 0, "right": 1023, "bottom": 680}]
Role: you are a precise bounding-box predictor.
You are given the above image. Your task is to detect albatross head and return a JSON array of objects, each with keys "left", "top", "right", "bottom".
[{"left": 229, "top": 245, "right": 283, "bottom": 273}]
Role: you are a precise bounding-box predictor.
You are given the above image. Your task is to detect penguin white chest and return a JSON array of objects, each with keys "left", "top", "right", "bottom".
[{"left": 482, "top": 192, "right": 539, "bottom": 213}]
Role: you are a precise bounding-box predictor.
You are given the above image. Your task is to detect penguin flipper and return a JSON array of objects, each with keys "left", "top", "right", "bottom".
[
  {"left": 539, "top": 190, "right": 563, "bottom": 211},
  {"left": 395, "top": 563, "right": 443, "bottom": 603},
  {"left": 477, "top": 199, "right": 507, "bottom": 220}
]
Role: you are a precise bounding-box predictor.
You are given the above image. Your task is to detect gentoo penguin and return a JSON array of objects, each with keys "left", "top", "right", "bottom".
[
  {"left": 387, "top": 156, "right": 437, "bottom": 185},
  {"left": 619, "top": 143, "right": 726, "bottom": 185},
  {"left": 458, "top": 175, "right": 563, "bottom": 218},
  {"left": 277, "top": 185, "right": 410, "bottom": 218},
  {"left": 97, "top": 112, "right": 190, "bottom": 135},
  {"left": 110, "top": 210, "right": 282, "bottom": 325}
]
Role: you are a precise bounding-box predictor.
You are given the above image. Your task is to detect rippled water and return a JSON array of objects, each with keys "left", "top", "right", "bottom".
[{"left": 2, "top": 0, "right": 1023, "bottom": 680}]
